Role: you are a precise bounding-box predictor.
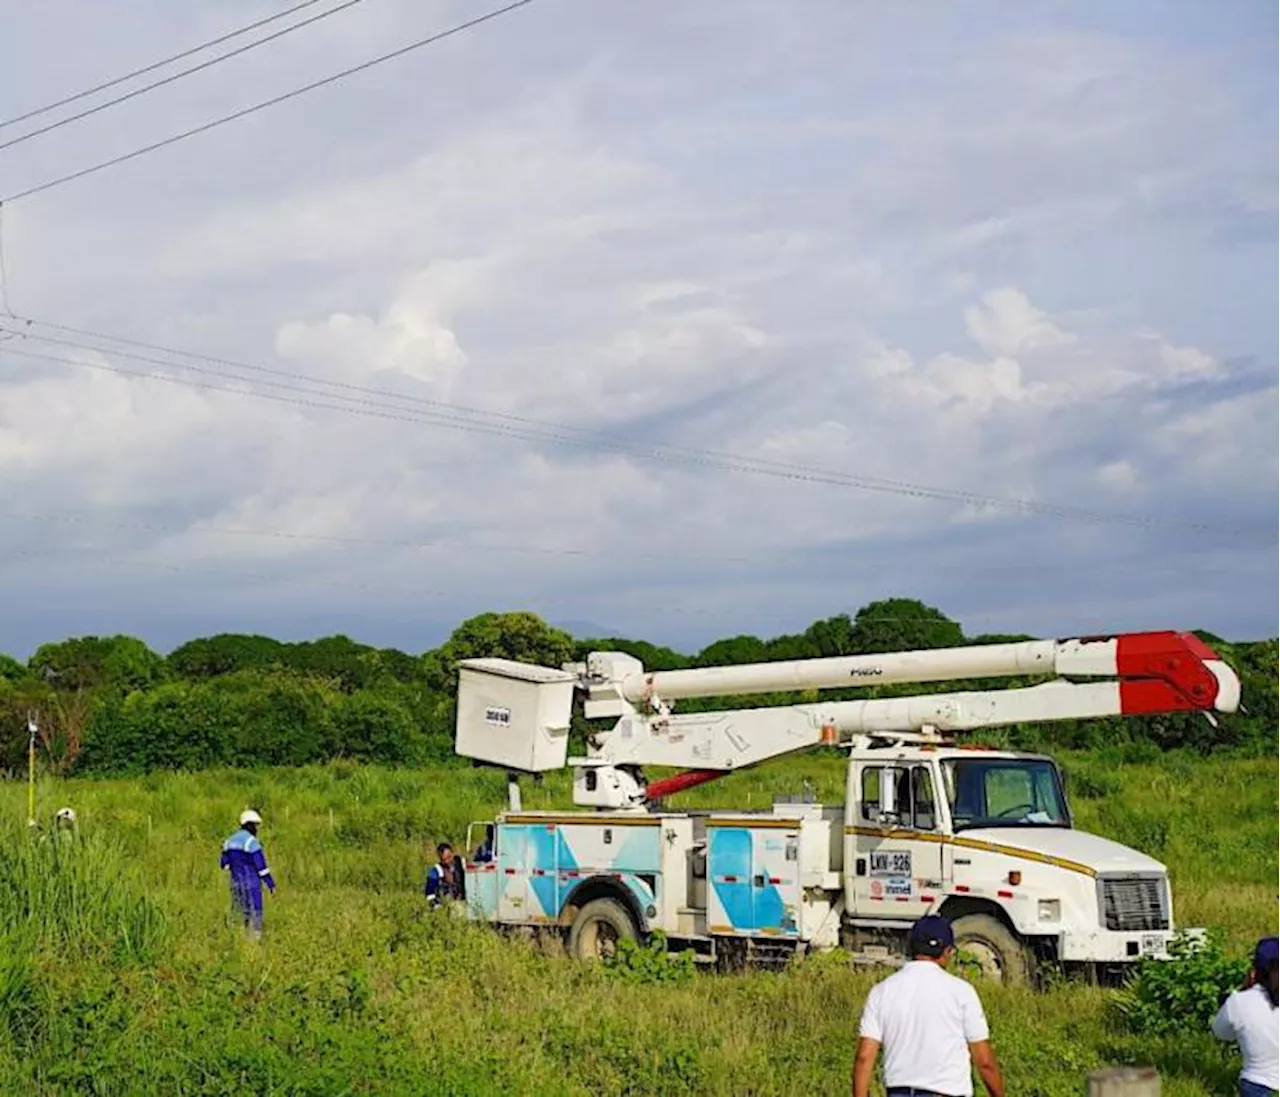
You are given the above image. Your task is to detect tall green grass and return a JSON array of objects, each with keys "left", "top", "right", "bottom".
[
  {"left": 0, "top": 825, "right": 166, "bottom": 962},
  {"left": 0, "top": 750, "right": 1273, "bottom": 1095}
]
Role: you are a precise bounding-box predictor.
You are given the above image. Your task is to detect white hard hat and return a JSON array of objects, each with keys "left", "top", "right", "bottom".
[
  {"left": 239, "top": 809, "right": 263, "bottom": 826},
  {"left": 55, "top": 807, "right": 76, "bottom": 823}
]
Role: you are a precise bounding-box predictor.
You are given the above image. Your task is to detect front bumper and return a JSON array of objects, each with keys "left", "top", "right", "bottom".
[{"left": 1055, "top": 925, "right": 1203, "bottom": 964}]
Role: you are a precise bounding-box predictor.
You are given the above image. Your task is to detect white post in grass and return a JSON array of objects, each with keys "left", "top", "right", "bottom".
[{"left": 1087, "top": 1067, "right": 1160, "bottom": 1096}]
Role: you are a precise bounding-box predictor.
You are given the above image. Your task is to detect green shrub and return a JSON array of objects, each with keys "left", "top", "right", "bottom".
[
  {"left": 81, "top": 671, "right": 341, "bottom": 773},
  {"left": 1116, "top": 931, "right": 1246, "bottom": 1035},
  {"left": 603, "top": 932, "right": 697, "bottom": 985},
  {"left": 332, "top": 690, "right": 422, "bottom": 763},
  {"left": 30, "top": 635, "right": 169, "bottom": 695}
]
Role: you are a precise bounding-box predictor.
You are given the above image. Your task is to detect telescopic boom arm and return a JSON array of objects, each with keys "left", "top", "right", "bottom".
[{"left": 453, "top": 630, "right": 1240, "bottom": 808}]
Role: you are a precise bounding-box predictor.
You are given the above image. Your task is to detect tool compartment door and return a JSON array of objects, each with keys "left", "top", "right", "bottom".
[
  {"left": 495, "top": 822, "right": 559, "bottom": 922},
  {"left": 707, "top": 821, "right": 801, "bottom": 937}
]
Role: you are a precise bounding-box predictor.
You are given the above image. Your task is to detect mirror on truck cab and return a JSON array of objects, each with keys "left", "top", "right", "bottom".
[
  {"left": 879, "top": 767, "right": 896, "bottom": 823},
  {"left": 861, "top": 765, "right": 905, "bottom": 826},
  {"left": 880, "top": 766, "right": 909, "bottom": 825}
]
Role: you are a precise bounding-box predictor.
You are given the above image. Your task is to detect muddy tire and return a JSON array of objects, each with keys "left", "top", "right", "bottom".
[
  {"left": 950, "top": 913, "right": 1032, "bottom": 987},
  {"left": 567, "top": 898, "right": 637, "bottom": 962}
]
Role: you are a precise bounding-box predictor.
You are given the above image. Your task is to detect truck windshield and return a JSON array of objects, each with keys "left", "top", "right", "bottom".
[{"left": 941, "top": 758, "right": 1069, "bottom": 832}]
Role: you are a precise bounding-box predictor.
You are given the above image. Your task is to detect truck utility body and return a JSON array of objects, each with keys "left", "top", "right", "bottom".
[{"left": 454, "top": 631, "right": 1238, "bottom": 983}]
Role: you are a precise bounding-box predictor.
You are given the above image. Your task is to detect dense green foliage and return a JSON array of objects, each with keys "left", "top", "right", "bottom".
[
  {"left": 0, "top": 751, "right": 1272, "bottom": 1095},
  {"left": 603, "top": 931, "right": 698, "bottom": 985},
  {"left": 1118, "top": 932, "right": 1249, "bottom": 1037},
  {"left": 1, "top": 600, "right": 1275, "bottom": 777}
]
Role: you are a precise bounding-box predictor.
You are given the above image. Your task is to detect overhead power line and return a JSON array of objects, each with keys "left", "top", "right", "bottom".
[
  {"left": 0, "top": 203, "right": 12, "bottom": 315},
  {"left": 0, "top": 544, "right": 806, "bottom": 622},
  {"left": 2, "top": 507, "right": 759, "bottom": 567},
  {"left": 0, "top": 317, "right": 1267, "bottom": 541},
  {"left": 0, "top": 0, "right": 333, "bottom": 132},
  {"left": 0, "top": 546, "right": 1189, "bottom": 630},
  {"left": 0, "top": 507, "right": 1241, "bottom": 578},
  {"left": 0, "top": 0, "right": 541, "bottom": 204},
  {"left": 0, "top": 0, "right": 373, "bottom": 154},
  {"left": 0, "top": 316, "right": 1120, "bottom": 525}
]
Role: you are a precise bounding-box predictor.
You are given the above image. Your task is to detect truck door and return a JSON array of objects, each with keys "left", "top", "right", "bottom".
[
  {"left": 850, "top": 762, "right": 944, "bottom": 919},
  {"left": 464, "top": 820, "right": 499, "bottom": 921}
]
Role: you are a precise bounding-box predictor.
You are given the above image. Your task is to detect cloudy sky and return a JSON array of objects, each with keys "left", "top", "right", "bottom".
[{"left": 0, "top": 0, "right": 1275, "bottom": 659}]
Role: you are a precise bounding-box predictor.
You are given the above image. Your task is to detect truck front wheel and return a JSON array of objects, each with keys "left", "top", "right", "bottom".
[
  {"left": 567, "top": 898, "right": 638, "bottom": 962},
  {"left": 950, "top": 913, "right": 1031, "bottom": 987}
]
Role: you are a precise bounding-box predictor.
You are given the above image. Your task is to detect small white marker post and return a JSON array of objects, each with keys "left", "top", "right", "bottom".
[{"left": 26, "top": 714, "right": 38, "bottom": 829}]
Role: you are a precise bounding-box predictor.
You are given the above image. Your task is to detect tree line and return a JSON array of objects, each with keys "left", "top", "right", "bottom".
[{"left": 1, "top": 599, "right": 1275, "bottom": 776}]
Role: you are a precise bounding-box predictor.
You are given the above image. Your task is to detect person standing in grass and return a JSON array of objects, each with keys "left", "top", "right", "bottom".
[
  {"left": 36, "top": 806, "right": 78, "bottom": 845},
  {"left": 1212, "top": 936, "right": 1279, "bottom": 1097},
  {"left": 220, "top": 809, "right": 276, "bottom": 938},
  {"left": 852, "top": 914, "right": 1005, "bottom": 1097},
  {"left": 53, "top": 806, "right": 77, "bottom": 835},
  {"left": 424, "top": 842, "right": 466, "bottom": 908}
]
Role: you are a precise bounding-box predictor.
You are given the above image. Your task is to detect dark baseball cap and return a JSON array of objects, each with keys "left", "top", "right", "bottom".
[
  {"left": 910, "top": 915, "right": 955, "bottom": 957},
  {"left": 1254, "top": 937, "right": 1278, "bottom": 972}
]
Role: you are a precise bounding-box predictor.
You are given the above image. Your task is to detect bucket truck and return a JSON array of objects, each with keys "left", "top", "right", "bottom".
[{"left": 451, "top": 630, "right": 1239, "bottom": 984}]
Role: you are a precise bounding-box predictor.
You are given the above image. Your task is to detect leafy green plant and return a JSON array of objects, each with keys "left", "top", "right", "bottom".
[
  {"left": 951, "top": 946, "right": 987, "bottom": 983},
  {"left": 1116, "top": 931, "right": 1246, "bottom": 1035},
  {"left": 602, "top": 932, "right": 697, "bottom": 985}
]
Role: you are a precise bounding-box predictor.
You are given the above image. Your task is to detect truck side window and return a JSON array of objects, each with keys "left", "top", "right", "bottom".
[
  {"left": 911, "top": 766, "right": 936, "bottom": 831},
  {"left": 860, "top": 767, "right": 881, "bottom": 821}
]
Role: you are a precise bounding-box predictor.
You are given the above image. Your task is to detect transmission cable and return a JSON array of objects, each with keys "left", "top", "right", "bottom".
[
  {"left": 28, "top": 318, "right": 1258, "bottom": 536},
  {"left": 0, "top": 507, "right": 1240, "bottom": 577},
  {"left": 0, "top": 545, "right": 1169, "bottom": 629},
  {"left": 3, "top": 315, "right": 1105, "bottom": 521},
  {"left": 0, "top": 506, "right": 760, "bottom": 566},
  {"left": 0, "top": 0, "right": 373, "bottom": 154},
  {"left": 0, "top": 0, "right": 541, "bottom": 204},
  {"left": 0, "top": 327, "right": 1269, "bottom": 545},
  {"left": 0, "top": 203, "right": 13, "bottom": 316},
  {"left": 0, "top": 0, "right": 333, "bottom": 132},
  {"left": 0, "top": 544, "right": 812, "bottom": 622}
]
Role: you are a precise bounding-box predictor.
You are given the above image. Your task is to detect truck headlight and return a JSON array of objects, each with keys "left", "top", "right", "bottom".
[{"left": 1038, "top": 899, "right": 1061, "bottom": 923}]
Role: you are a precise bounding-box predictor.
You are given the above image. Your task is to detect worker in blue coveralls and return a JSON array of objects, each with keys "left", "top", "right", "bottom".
[
  {"left": 220, "top": 809, "right": 276, "bottom": 937},
  {"left": 424, "top": 842, "right": 466, "bottom": 908}
]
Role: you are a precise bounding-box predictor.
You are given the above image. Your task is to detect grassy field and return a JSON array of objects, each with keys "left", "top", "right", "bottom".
[{"left": 1, "top": 750, "right": 1275, "bottom": 1096}]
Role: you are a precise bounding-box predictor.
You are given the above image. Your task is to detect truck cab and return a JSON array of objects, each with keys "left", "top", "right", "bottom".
[{"left": 844, "top": 745, "right": 1180, "bottom": 982}]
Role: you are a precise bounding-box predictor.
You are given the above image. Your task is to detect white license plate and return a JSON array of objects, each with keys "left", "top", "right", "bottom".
[{"left": 1140, "top": 934, "right": 1164, "bottom": 956}]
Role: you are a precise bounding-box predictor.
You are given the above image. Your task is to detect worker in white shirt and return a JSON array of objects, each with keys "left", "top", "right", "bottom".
[
  {"left": 1212, "top": 936, "right": 1278, "bottom": 1097},
  {"left": 853, "top": 915, "right": 1005, "bottom": 1097}
]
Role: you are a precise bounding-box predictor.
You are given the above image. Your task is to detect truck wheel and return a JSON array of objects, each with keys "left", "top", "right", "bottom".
[
  {"left": 567, "top": 898, "right": 638, "bottom": 961},
  {"left": 950, "top": 913, "right": 1031, "bottom": 987}
]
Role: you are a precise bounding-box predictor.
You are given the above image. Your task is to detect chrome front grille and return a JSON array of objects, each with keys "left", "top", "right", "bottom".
[{"left": 1099, "top": 875, "right": 1169, "bottom": 932}]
